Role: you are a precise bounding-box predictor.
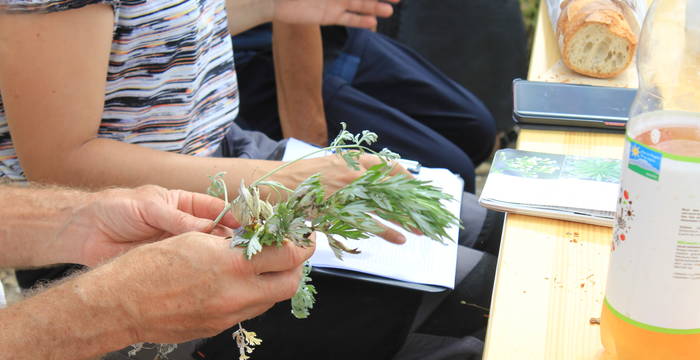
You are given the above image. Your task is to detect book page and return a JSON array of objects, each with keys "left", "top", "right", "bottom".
[{"left": 283, "top": 138, "right": 462, "bottom": 289}]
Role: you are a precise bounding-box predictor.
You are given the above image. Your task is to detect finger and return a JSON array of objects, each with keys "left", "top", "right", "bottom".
[
  {"left": 174, "top": 190, "right": 240, "bottom": 228},
  {"left": 249, "top": 240, "right": 315, "bottom": 275},
  {"left": 257, "top": 266, "right": 307, "bottom": 303},
  {"left": 333, "top": 12, "right": 378, "bottom": 29},
  {"left": 347, "top": 0, "right": 394, "bottom": 18},
  {"left": 146, "top": 206, "right": 224, "bottom": 236},
  {"left": 375, "top": 224, "right": 406, "bottom": 244},
  {"left": 209, "top": 224, "right": 235, "bottom": 237},
  {"left": 357, "top": 154, "right": 413, "bottom": 178}
]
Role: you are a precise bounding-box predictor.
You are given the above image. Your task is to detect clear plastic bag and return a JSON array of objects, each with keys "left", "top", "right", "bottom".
[
  {"left": 542, "top": 0, "right": 648, "bottom": 80},
  {"left": 546, "top": 0, "right": 647, "bottom": 35}
]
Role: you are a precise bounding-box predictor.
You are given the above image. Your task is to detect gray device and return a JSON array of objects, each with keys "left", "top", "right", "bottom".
[{"left": 512, "top": 79, "right": 637, "bottom": 131}]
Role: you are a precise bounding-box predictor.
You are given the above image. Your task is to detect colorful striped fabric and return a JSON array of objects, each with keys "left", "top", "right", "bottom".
[{"left": 0, "top": 0, "right": 238, "bottom": 181}]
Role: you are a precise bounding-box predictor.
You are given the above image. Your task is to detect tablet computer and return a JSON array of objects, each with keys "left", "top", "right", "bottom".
[{"left": 512, "top": 79, "right": 637, "bottom": 131}]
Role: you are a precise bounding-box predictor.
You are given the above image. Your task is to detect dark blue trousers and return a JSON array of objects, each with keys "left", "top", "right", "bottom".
[{"left": 235, "top": 27, "right": 496, "bottom": 193}]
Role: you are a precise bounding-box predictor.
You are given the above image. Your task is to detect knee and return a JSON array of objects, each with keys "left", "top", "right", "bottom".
[{"left": 462, "top": 93, "right": 497, "bottom": 143}]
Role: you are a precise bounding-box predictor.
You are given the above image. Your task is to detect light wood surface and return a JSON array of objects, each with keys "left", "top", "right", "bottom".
[
  {"left": 483, "top": 130, "right": 624, "bottom": 360},
  {"left": 482, "top": 0, "right": 634, "bottom": 358}
]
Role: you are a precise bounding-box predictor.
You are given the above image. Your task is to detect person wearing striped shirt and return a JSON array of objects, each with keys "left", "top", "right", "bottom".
[
  {"left": 0, "top": 1, "right": 426, "bottom": 359},
  {"left": 0, "top": 1, "right": 500, "bottom": 359}
]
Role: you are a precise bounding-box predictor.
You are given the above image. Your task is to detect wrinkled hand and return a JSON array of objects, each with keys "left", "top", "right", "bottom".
[
  {"left": 94, "top": 232, "right": 315, "bottom": 344},
  {"left": 273, "top": 0, "right": 399, "bottom": 29},
  {"left": 60, "top": 185, "right": 238, "bottom": 267},
  {"left": 278, "top": 153, "right": 413, "bottom": 244}
]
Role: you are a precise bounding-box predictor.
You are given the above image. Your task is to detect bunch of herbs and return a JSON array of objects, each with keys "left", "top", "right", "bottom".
[{"left": 141, "top": 125, "right": 461, "bottom": 359}]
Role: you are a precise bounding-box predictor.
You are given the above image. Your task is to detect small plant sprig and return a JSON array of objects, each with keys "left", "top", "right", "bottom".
[{"left": 206, "top": 124, "right": 461, "bottom": 359}]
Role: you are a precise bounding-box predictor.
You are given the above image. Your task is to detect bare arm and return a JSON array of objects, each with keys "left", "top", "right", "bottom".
[
  {"left": 273, "top": 23, "right": 328, "bottom": 146},
  {"left": 0, "top": 184, "right": 238, "bottom": 268},
  {"left": 0, "top": 7, "right": 339, "bottom": 202},
  {"left": 0, "top": 184, "right": 91, "bottom": 267},
  {"left": 0, "top": 233, "right": 314, "bottom": 360}
]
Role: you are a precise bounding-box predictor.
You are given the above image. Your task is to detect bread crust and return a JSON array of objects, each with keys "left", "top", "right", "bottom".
[{"left": 557, "top": 0, "right": 638, "bottom": 78}]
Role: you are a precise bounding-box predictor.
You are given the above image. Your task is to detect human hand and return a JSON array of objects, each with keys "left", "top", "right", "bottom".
[
  {"left": 59, "top": 185, "right": 238, "bottom": 267},
  {"left": 273, "top": 0, "right": 399, "bottom": 29},
  {"left": 90, "top": 232, "right": 315, "bottom": 344},
  {"left": 276, "top": 153, "right": 413, "bottom": 244}
]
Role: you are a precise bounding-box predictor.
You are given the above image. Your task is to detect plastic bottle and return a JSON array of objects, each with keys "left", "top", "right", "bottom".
[{"left": 600, "top": 0, "right": 700, "bottom": 359}]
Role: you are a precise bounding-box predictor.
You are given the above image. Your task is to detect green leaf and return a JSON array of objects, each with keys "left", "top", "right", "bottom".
[
  {"left": 245, "top": 228, "right": 263, "bottom": 259},
  {"left": 291, "top": 263, "right": 317, "bottom": 319}
]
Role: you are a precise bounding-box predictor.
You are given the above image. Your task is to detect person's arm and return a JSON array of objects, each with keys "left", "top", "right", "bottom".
[
  {"left": 0, "top": 232, "right": 314, "bottom": 360},
  {"left": 0, "top": 184, "right": 238, "bottom": 268},
  {"left": 0, "top": 8, "right": 373, "bottom": 202},
  {"left": 272, "top": 23, "right": 328, "bottom": 146},
  {"left": 0, "top": 184, "right": 91, "bottom": 267},
  {"left": 0, "top": 4, "right": 408, "bottom": 244},
  {"left": 0, "top": 6, "right": 284, "bottom": 197}
]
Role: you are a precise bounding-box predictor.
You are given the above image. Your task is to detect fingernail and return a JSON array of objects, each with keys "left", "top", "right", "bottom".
[{"left": 396, "top": 234, "right": 407, "bottom": 244}]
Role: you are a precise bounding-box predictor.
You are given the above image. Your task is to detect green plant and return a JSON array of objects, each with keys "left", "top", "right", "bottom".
[
  {"left": 561, "top": 157, "right": 621, "bottom": 182},
  {"left": 206, "top": 124, "right": 461, "bottom": 359},
  {"left": 493, "top": 152, "right": 561, "bottom": 178},
  {"left": 520, "top": 0, "right": 540, "bottom": 59}
]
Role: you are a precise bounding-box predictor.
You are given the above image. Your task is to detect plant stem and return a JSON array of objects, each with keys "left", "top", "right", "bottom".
[{"left": 208, "top": 202, "right": 232, "bottom": 233}]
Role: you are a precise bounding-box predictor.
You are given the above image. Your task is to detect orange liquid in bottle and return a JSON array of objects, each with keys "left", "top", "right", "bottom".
[
  {"left": 600, "top": 125, "right": 700, "bottom": 360},
  {"left": 600, "top": 304, "right": 700, "bottom": 360}
]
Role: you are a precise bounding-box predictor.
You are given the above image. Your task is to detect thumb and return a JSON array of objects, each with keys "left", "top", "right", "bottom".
[{"left": 149, "top": 207, "right": 221, "bottom": 235}]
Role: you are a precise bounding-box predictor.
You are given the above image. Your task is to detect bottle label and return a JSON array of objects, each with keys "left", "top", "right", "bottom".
[{"left": 605, "top": 137, "right": 700, "bottom": 333}]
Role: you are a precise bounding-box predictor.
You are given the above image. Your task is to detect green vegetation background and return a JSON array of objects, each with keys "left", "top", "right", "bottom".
[{"left": 521, "top": 0, "right": 539, "bottom": 58}]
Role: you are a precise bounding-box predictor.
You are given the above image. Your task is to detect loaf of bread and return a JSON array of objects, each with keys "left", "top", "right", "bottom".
[{"left": 557, "top": 0, "right": 638, "bottom": 78}]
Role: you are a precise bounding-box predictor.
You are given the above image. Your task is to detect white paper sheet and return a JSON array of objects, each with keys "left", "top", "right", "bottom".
[
  {"left": 282, "top": 138, "right": 462, "bottom": 289},
  {"left": 0, "top": 281, "right": 6, "bottom": 309}
]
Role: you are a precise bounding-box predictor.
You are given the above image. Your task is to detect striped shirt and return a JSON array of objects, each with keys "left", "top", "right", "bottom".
[{"left": 0, "top": 0, "right": 238, "bottom": 181}]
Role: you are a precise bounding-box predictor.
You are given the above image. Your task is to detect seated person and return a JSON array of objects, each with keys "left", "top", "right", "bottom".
[
  {"left": 232, "top": 23, "right": 497, "bottom": 193},
  {"left": 0, "top": 0, "right": 501, "bottom": 358}
]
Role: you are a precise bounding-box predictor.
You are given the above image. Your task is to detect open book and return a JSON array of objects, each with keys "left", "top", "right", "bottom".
[
  {"left": 479, "top": 149, "right": 621, "bottom": 227},
  {"left": 283, "top": 138, "right": 463, "bottom": 292}
]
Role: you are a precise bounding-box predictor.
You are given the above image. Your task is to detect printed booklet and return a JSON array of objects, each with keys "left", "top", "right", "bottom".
[{"left": 479, "top": 149, "right": 621, "bottom": 227}]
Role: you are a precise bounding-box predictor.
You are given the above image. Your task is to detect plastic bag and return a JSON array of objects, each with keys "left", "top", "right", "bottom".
[{"left": 546, "top": 0, "right": 647, "bottom": 36}]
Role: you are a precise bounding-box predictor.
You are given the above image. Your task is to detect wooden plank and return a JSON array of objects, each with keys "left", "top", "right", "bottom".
[
  {"left": 484, "top": 214, "right": 612, "bottom": 360},
  {"left": 517, "top": 129, "right": 625, "bottom": 159},
  {"left": 527, "top": 0, "right": 560, "bottom": 81}
]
